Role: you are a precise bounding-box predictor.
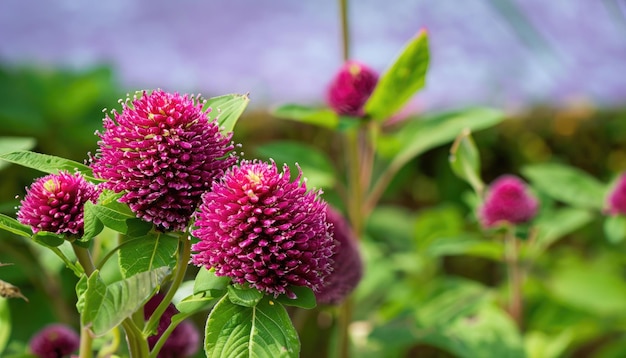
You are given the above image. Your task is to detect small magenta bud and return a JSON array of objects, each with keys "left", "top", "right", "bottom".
[
  {"left": 607, "top": 172, "right": 626, "bottom": 215},
  {"left": 326, "top": 61, "right": 378, "bottom": 117},
  {"left": 479, "top": 175, "right": 538, "bottom": 228}
]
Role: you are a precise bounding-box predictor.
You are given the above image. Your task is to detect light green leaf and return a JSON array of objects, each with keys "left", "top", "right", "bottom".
[
  {"left": 205, "top": 296, "right": 300, "bottom": 358},
  {"left": 379, "top": 108, "right": 504, "bottom": 170},
  {"left": 204, "top": 93, "right": 250, "bottom": 133},
  {"left": 255, "top": 141, "right": 337, "bottom": 189},
  {"left": 194, "top": 267, "right": 231, "bottom": 295},
  {"left": 0, "top": 298, "right": 10, "bottom": 355},
  {"left": 364, "top": 29, "right": 430, "bottom": 120},
  {"left": 0, "top": 150, "right": 96, "bottom": 179},
  {"left": 175, "top": 293, "right": 223, "bottom": 315},
  {"left": 227, "top": 285, "right": 264, "bottom": 308},
  {"left": 272, "top": 104, "right": 339, "bottom": 130},
  {"left": 90, "top": 199, "right": 152, "bottom": 236},
  {"left": 532, "top": 208, "right": 594, "bottom": 251},
  {"left": 275, "top": 286, "right": 316, "bottom": 309},
  {"left": 0, "top": 137, "right": 36, "bottom": 170},
  {"left": 82, "top": 267, "right": 171, "bottom": 336},
  {"left": 449, "top": 129, "right": 484, "bottom": 195},
  {"left": 82, "top": 201, "right": 104, "bottom": 242},
  {"left": 604, "top": 215, "right": 626, "bottom": 244},
  {"left": 31, "top": 231, "right": 65, "bottom": 247},
  {"left": 0, "top": 213, "right": 32, "bottom": 238},
  {"left": 425, "top": 235, "right": 503, "bottom": 261},
  {"left": 118, "top": 233, "right": 178, "bottom": 278},
  {"left": 522, "top": 163, "right": 606, "bottom": 210}
]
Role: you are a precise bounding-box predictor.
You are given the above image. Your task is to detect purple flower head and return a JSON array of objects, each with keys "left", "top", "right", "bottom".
[
  {"left": 144, "top": 294, "right": 200, "bottom": 357},
  {"left": 479, "top": 175, "right": 538, "bottom": 228},
  {"left": 29, "top": 324, "right": 80, "bottom": 358},
  {"left": 17, "top": 171, "right": 99, "bottom": 236},
  {"left": 91, "top": 89, "right": 237, "bottom": 231},
  {"left": 191, "top": 160, "right": 335, "bottom": 298},
  {"left": 315, "top": 206, "right": 363, "bottom": 305},
  {"left": 326, "top": 61, "right": 378, "bottom": 117},
  {"left": 607, "top": 172, "right": 626, "bottom": 215}
]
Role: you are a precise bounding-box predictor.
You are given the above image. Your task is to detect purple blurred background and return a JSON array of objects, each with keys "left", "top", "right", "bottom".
[{"left": 1, "top": 0, "right": 625, "bottom": 111}]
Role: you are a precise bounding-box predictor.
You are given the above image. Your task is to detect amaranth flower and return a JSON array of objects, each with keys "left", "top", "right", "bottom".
[
  {"left": 29, "top": 324, "right": 80, "bottom": 358},
  {"left": 607, "top": 172, "right": 626, "bottom": 215},
  {"left": 91, "top": 90, "right": 237, "bottom": 231},
  {"left": 191, "top": 160, "right": 335, "bottom": 298},
  {"left": 479, "top": 175, "right": 538, "bottom": 228},
  {"left": 17, "top": 171, "right": 99, "bottom": 236},
  {"left": 326, "top": 60, "right": 378, "bottom": 117},
  {"left": 315, "top": 206, "right": 363, "bottom": 305}
]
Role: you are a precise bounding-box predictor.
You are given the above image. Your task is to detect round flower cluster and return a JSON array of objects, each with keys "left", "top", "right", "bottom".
[
  {"left": 17, "top": 171, "right": 100, "bottom": 236},
  {"left": 191, "top": 160, "right": 335, "bottom": 298},
  {"left": 479, "top": 175, "right": 538, "bottom": 228},
  {"left": 315, "top": 206, "right": 363, "bottom": 305},
  {"left": 91, "top": 90, "right": 237, "bottom": 231},
  {"left": 29, "top": 324, "right": 80, "bottom": 358},
  {"left": 326, "top": 61, "right": 378, "bottom": 117}
]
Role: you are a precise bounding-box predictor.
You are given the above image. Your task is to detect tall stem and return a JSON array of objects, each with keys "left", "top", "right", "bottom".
[
  {"left": 504, "top": 227, "right": 523, "bottom": 329},
  {"left": 73, "top": 244, "right": 96, "bottom": 358},
  {"left": 339, "top": 0, "right": 350, "bottom": 61}
]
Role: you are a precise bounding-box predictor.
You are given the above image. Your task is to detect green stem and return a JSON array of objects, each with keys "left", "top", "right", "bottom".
[
  {"left": 122, "top": 319, "right": 148, "bottom": 358},
  {"left": 504, "top": 226, "right": 523, "bottom": 329},
  {"left": 72, "top": 244, "right": 96, "bottom": 358},
  {"left": 339, "top": 0, "right": 350, "bottom": 61},
  {"left": 149, "top": 313, "right": 189, "bottom": 358},
  {"left": 144, "top": 234, "right": 192, "bottom": 352}
]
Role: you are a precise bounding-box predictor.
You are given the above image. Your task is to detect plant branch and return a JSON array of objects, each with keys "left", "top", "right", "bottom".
[
  {"left": 504, "top": 226, "right": 523, "bottom": 329},
  {"left": 72, "top": 244, "right": 96, "bottom": 358}
]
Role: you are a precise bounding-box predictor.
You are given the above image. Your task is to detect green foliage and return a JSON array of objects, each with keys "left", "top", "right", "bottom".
[
  {"left": 205, "top": 296, "right": 300, "bottom": 358},
  {"left": 275, "top": 286, "right": 317, "bottom": 310},
  {"left": 0, "top": 137, "right": 35, "bottom": 171},
  {"left": 203, "top": 93, "right": 250, "bottom": 134},
  {"left": 227, "top": 285, "right": 264, "bottom": 308},
  {"left": 364, "top": 30, "right": 430, "bottom": 121},
  {"left": 117, "top": 233, "right": 178, "bottom": 278},
  {"left": 255, "top": 140, "right": 337, "bottom": 189},
  {"left": 0, "top": 298, "right": 10, "bottom": 355},
  {"left": 272, "top": 105, "right": 339, "bottom": 130},
  {"left": 0, "top": 150, "right": 95, "bottom": 180},
  {"left": 81, "top": 267, "right": 171, "bottom": 336},
  {"left": 449, "top": 129, "right": 485, "bottom": 195},
  {"left": 603, "top": 215, "right": 626, "bottom": 244}
]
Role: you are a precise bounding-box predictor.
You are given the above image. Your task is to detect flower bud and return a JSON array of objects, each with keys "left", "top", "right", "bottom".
[
  {"left": 326, "top": 61, "right": 378, "bottom": 117},
  {"left": 479, "top": 175, "right": 538, "bottom": 228}
]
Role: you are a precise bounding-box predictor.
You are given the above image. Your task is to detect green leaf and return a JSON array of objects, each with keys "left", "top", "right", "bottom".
[
  {"left": 89, "top": 200, "right": 152, "bottom": 235},
  {"left": 0, "top": 298, "right": 10, "bottom": 355},
  {"left": 532, "top": 208, "right": 594, "bottom": 251},
  {"left": 0, "top": 137, "right": 36, "bottom": 170},
  {"left": 194, "top": 267, "right": 231, "bottom": 295},
  {"left": 227, "top": 285, "right": 264, "bottom": 307},
  {"left": 82, "top": 267, "right": 171, "bottom": 336},
  {"left": 118, "top": 233, "right": 178, "bottom": 278},
  {"left": 604, "top": 215, "right": 626, "bottom": 244},
  {"left": 0, "top": 150, "right": 95, "bottom": 179},
  {"left": 255, "top": 141, "right": 337, "bottom": 189},
  {"left": 272, "top": 104, "right": 339, "bottom": 130},
  {"left": 364, "top": 29, "right": 429, "bottom": 120},
  {"left": 275, "top": 286, "right": 317, "bottom": 309},
  {"left": 0, "top": 213, "right": 32, "bottom": 238},
  {"left": 31, "top": 231, "right": 65, "bottom": 247},
  {"left": 379, "top": 108, "right": 504, "bottom": 170},
  {"left": 82, "top": 201, "right": 104, "bottom": 242},
  {"left": 449, "top": 129, "right": 484, "bottom": 195},
  {"left": 205, "top": 296, "right": 300, "bottom": 358},
  {"left": 175, "top": 293, "right": 223, "bottom": 315},
  {"left": 204, "top": 93, "right": 250, "bottom": 133},
  {"left": 522, "top": 163, "right": 606, "bottom": 210},
  {"left": 425, "top": 235, "right": 503, "bottom": 261}
]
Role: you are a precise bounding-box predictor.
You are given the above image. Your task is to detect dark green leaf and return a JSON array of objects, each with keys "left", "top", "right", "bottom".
[
  {"left": 0, "top": 213, "right": 32, "bottom": 238},
  {"left": 532, "top": 208, "right": 594, "bottom": 251},
  {"left": 118, "top": 233, "right": 178, "bottom": 278},
  {"left": 0, "top": 150, "right": 95, "bottom": 179},
  {"left": 205, "top": 296, "right": 300, "bottom": 358},
  {"left": 272, "top": 104, "right": 339, "bottom": 130},
  {"left": 449, "top": 129, "right": 484, "bottom": 195},
  {"left": 604, "top": 215, "right": 626, "bottom": 244},
  {"left": 364, "top": 30, "right": 429, "bottom": 120},
  {"left": 378, "top": 108, "right": 504, "bottom": 170},
  {"left": 275, "top": 286, "right": 316, "bottom": 309},
  {"left": 194, "top": 267, "right": 231, "bottom": 295},
  {"left": 0, "top": 137, "right": 36, "bottom": 170},
  {"left": 522, "top": 163, "right": 606, "bottom": 210},
  {"left": 175, "top": 293, "right": 223, "bottom": 315},
  {"left": 82, "top": 267, "right": 171, "bottom": 336},
  {"left": 204, "top": 93, "right": 250, "bottom": 133},
  {"left": 255, "top": 141, "right": 337, "bottom": 189},
  {"left": 227, "top": 285, "right": 264, "bottom": 307}
]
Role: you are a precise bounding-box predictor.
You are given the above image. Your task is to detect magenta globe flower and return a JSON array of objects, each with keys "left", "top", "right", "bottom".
[
  {"left": 17, "top": 171, "right": 99, "bottom": 236},
  {"left": 91, "top": 90, "right": 237, "bottom": 231},
  {"left": 326, "top": 60, "right": 378, "bottom": 117},
  {"left": 315, "top": 206, "right": 363, "bottom": 305},
  {"left": 191, "top": 160, "right": 335, "bottom": 298},
  {"left": 29, "top": 324, "right": 80, "bottom": 358},
  {"left": 607, "top": 172, "right": 626, "bottom": 215},
  {"left": 479, "top": 175, "right": 538, "bottom": 228}
]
